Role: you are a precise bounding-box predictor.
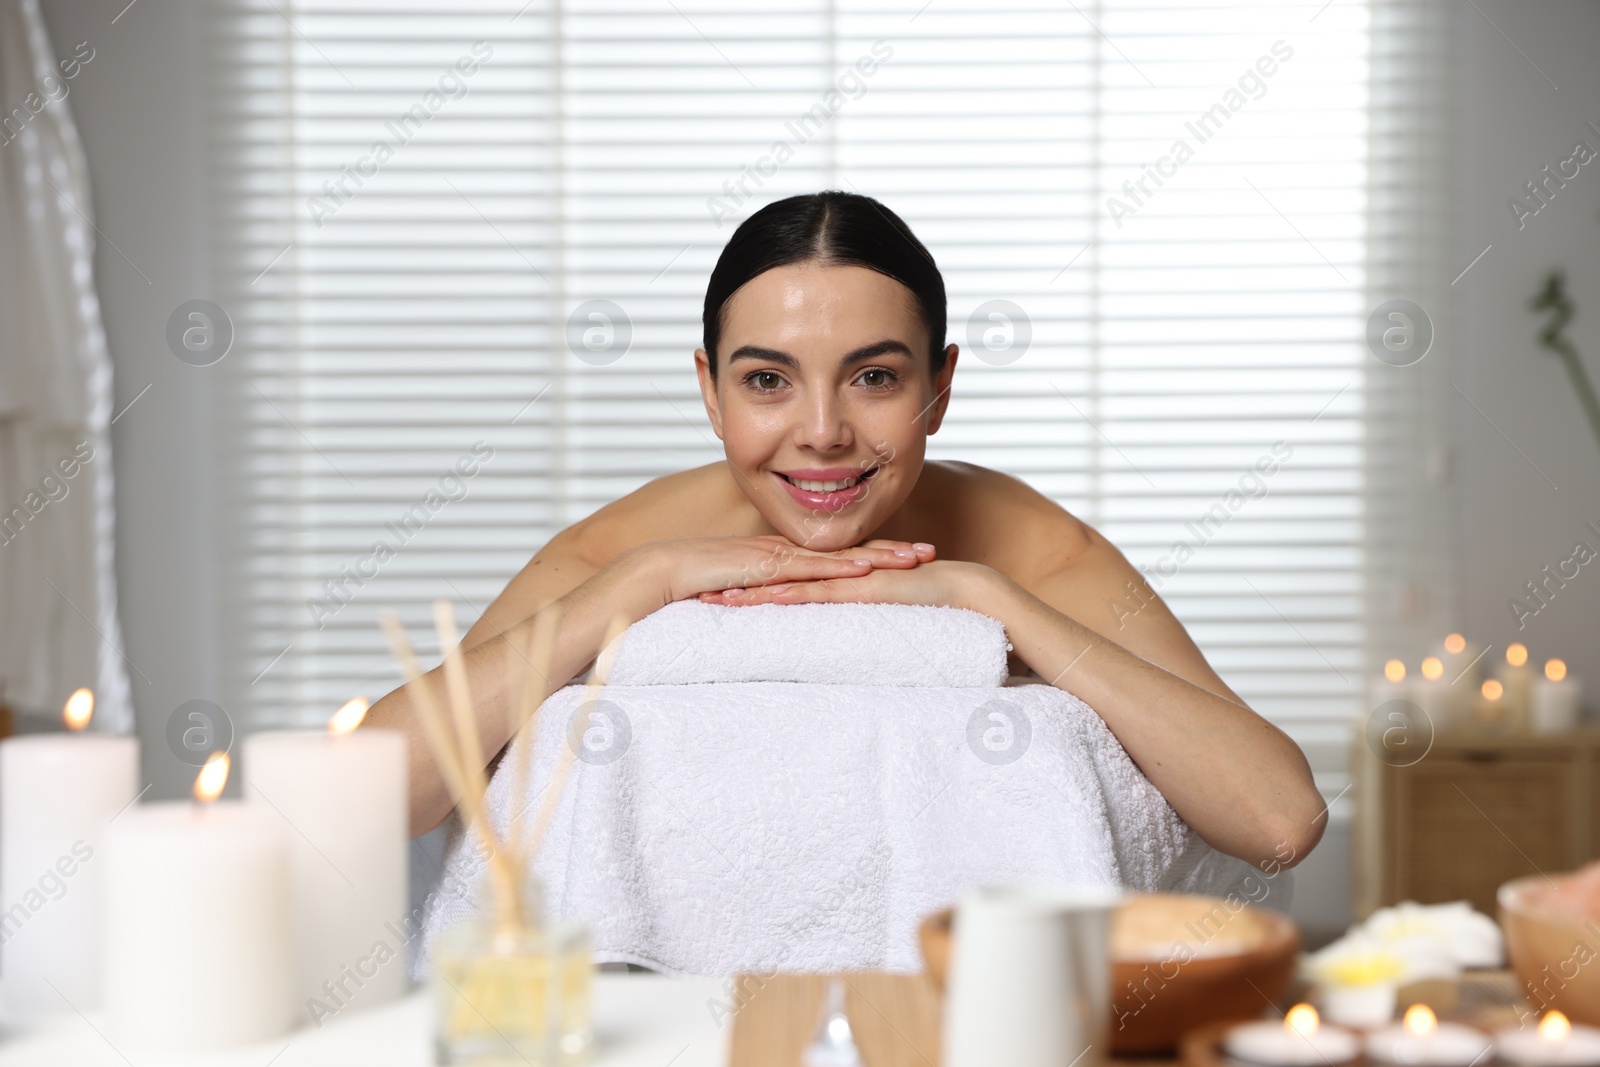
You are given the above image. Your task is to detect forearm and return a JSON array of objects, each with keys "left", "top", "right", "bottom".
[
  {"left": 963, "top": 570, "right": 1325, "bottom": 870},
  {"left": 365, "top": 550, "right": 666, "bottom": 836}
]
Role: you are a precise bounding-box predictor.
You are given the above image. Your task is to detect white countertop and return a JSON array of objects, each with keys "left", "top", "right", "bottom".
[{"left": 0, "top": 974, "right": 730, "bottom": 1066}]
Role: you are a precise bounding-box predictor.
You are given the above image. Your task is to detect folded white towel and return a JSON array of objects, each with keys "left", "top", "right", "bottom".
[
  {"left": 603, "top": 600, "right": 1011, "bottom": 688},
  {"left": 418, "top": 604, "right": 1263, "bottom": 977}
]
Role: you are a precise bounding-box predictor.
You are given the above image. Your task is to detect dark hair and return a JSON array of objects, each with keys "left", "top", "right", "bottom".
[{"left": 702, "top": 190, "right": 948, "bottom": 380}]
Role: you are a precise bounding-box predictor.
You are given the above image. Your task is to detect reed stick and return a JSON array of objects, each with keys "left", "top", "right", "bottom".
[
  {"left": 431, "top": 600, "right": 528, "bottom": 933},
  {"left": 379, "top": 613, "right": 471, "bottom": 810},
  {"left": 434, "top": 602, "right": 493, "bottom": 805},
  {"left": 381, "top": 603, "right": 628, "bottom": 943},
  {"left": 520, "top": 613, "right": 631, "bottom": 868},
  {"left": 509, "top": 606, "right": 561, "bottom": 866},
  {"left": 380, "top": 610, "right": 522, "bottom": 934}
]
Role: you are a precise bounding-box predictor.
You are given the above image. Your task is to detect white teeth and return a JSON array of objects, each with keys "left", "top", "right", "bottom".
[{"left": 792, "top": 475, "right": 861, "bottom": 493}]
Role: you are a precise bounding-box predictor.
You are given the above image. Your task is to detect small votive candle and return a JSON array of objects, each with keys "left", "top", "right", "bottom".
[
  {"left": 1367, "top": 1005, "right": 1490, "bottom": 1066},
  {"left": 1496, "top": 1011, "right": 1600, "bottom": 1067},
  {"left": 1226, "top": 1004, "right": 1361, "bottom": 1066}
]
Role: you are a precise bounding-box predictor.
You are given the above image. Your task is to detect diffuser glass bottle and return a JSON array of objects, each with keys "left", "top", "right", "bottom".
[{"left": 432, "top": 874, "right": 592, "bottom": 1066}]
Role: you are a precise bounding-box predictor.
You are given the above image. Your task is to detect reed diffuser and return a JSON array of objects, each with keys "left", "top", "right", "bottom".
[{"left": 382, "top": 602, "right": 627, "bottom": 1066}]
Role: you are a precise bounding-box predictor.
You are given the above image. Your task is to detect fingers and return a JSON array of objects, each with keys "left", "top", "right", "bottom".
[
  {"left": 747, "top": 535, "right": 934, "bottom": 568},
  {"left": 825, "top": 540, "right": 936, "bottom": 568},
  {"left": 726, "top": 538, "right": 934, "bottom": 595},
  {"left": 701, "top": 580, "right": 837, "bottom": 606}
]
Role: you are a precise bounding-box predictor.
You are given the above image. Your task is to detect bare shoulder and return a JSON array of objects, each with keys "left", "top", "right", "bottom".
[
  {"left": 932, "top": 461, "right": 1233, "bottom": 695},
  {"left": 554, "top": 462, "right": 733, "bottom": 568},
  {"left": 924, "top": 460, "right": 1098, "bottom": 579},
  {"left": 462, "top": 463, "right": 731, "bottom": 647}
]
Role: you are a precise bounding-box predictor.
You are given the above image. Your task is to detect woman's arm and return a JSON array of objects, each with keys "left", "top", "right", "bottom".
[
  {"left": 708, "top": 532, "right": 1326, "bottom": 871},
  {"left": 967, "top": 557, "right": 1327, "bottom": 872}
]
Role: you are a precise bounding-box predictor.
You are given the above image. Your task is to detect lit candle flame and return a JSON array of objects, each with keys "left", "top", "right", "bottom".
[
  {"left": 1286, "top": 1003, "right": 1320, "bottom": 1038},
  {"left": 1421, "top": 657, "right": 1444, "bottom": 681},
  {"left": 1547, "top": 659, "right": 1568, "bottom": 683},
  {"left": 1482, "top": 678, "right": 1504, "bottom": 701},
  {"left": 1445, "top": 633, "right": 1466, "bottom": 655},
  {"left": 1385, "top": 659, "right": 1407, "bottom": 683},
  {"left": 62, "top": 688, "right": 94, "bottom": 731},
  {"left": 194, "top": 752, "right": 230, "bottom": 804},
  {"left": 1403, "top": 1004, "right": 1438, "bottom": 1038},
  {"left": 1540, "top": 1012, "right": 1572, "bottom": 1043},
  {"left": 1507, "top": 643, "right": 1529, "bottom": 668},
  {"left": 328, "top": 697, "right": 369, "bottom": 735}
]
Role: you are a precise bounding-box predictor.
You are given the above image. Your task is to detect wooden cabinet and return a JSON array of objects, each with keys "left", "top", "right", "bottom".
[{"left": 1352, "top": 730, "right": 1600, "bottom": 917}]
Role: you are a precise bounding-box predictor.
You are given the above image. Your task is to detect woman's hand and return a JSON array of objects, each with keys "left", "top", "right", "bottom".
[
  {"left": 697, "top": 557, "right": 994, "bottom": 610},
  {"left": 624, "top": 535, "right": 938, "bottom": 608}
]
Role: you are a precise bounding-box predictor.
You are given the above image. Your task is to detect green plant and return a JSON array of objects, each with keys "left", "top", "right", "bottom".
[{"left": 1532, "top": 269, "right": 1600, "bottom": 456}]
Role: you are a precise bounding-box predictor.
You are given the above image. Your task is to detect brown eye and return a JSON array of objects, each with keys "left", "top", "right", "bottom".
[
  {"left": 744, "top": 370, "right": 785, "bottom": 392},
  {"left": 857, "top": 367, "right": 899, "bottom": 389}
]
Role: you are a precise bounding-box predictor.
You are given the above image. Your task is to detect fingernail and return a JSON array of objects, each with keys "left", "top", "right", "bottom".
[
  {"left": 853, "top": 558, "right": 873, "bottom": 567},
  {"left": 913, "top": 543, "right": 934, "bottom": 552},
  {"left": 894, "top": 549, "right": 916, "bottom": 560}
]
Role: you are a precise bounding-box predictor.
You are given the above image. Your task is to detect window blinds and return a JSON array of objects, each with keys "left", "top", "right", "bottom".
[{"left": 211, "top": 0, "right": 1419, "bottom": 783}]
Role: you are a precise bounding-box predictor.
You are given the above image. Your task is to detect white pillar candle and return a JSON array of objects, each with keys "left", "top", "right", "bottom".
[
  {"left": 1368, "top": 1005, "right": 1491, "bottom": 1066},
  {"left": 1226, "top": 1004, "right": 1360, "bottom": 1066},
  {"left": 1411, "top": 657, "right": 1460, "bottom": 728},
  {"left": 1497, "top": 643, "right": 1535, "bottom": 729},
  {"left": 1497, "top": 1012, "right": 1600, "bottom": 1066},
  {"left": 1371, "top": 659, "right": 1412, "bottom": 710},
  {"left": 1439, "top": 633, "right": 1486, "bottom": 689},
  {"left": 103, "top": 755, "right": 294, "bottom": 1051},
  {"left": 1532, "top": 660, "right": 1583, "bottom": 734},
  {"left": 0, "top": 689, "right": 139, "bottom": 1018},
  {"left": 242, "top": 699, "right": 409, "bottom": 1026}
]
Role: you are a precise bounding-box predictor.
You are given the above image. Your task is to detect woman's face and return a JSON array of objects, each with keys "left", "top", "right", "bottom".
[{"left": 696, "top": 262, "right": 958, "bottom": 551}]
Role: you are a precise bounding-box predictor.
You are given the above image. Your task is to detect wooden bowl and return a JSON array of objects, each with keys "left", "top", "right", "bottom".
[
  {"left": 1500, "top": 871, "right": 1600, "bottom": 1025},
  {"left": 919, "top": 892, "right": 1301, "bottom": 1054}
]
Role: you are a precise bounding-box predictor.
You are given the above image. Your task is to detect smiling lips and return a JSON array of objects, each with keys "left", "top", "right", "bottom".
[{"left": 773, "top": 465, "right": 879, "bottom": 513}]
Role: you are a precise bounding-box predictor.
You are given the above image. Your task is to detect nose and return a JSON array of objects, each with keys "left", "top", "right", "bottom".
[{"left": 794, "top": 388, "right": 854, "bottom": 453}]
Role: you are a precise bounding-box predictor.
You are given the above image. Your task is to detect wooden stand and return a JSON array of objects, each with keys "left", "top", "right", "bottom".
[{"left": 1353, "top": 728, "right": 1600, "bottom": 917}]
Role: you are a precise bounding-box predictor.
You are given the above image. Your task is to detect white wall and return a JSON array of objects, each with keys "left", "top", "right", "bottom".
[
  {"left": 1451, "top": 5, "right": 1600, "bottom": 680},
  {"left": 38, "top": 0, "right": 216, "bottom": 803},
  {"left": 36, "top": 0, "right": 1600, "bottom": 936}
]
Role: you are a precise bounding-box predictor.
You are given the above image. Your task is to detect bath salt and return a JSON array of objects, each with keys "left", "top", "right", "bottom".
[
  {"left": 1521, "top": 860, "right": 1600, "bottom": 919},
  {"left": 1111, "top": 894, "right": 1270, "bottom": 961}
]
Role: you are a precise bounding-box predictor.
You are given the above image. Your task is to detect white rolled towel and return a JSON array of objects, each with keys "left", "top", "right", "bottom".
[
  {"left": 602, "top": 599, "right": 1011, "bottom": 688},
  {"left": 418, "top": 602, "right": 1266, "bottom": 977}
]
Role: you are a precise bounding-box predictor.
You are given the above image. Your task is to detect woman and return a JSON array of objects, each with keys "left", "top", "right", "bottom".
[{"left": 367, "top": 190, "right": 1325, "bottom": 872}]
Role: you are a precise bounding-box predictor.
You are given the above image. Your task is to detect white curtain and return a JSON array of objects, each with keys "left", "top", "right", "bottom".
[
  {"left": 208, "top": 2, "right": 1456, "bottom": 798},
  {"left": 0, "top": 0, "right": 132, "bottom": 730}
]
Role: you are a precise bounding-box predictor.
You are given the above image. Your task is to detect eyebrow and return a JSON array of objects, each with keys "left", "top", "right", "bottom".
[{"left": 725, "top": 339, "right": 916, "bottom": 369}]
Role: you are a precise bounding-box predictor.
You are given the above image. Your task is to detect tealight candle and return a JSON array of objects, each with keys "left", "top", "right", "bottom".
[
  {"left": 1226, "top": 1004, "right": 1361, "bottom": 1066},
  {"left": 242, "top": 698, "right": 408, "bottom": 1024},
  {"left": 0, "top": 689, "right": 139, "bottom": 1017},
  {"left": 103, "top": 754, "right": 294, "bottom": 1050},
  {"left": 1532, "top": 660, "right": 1583, "bottom": 734},
  {"left": 1368, "top": 1004, "right": 1491, "bottom": 1066},
  {"left": 1497, "top": 1012, "right": 1600, "bottom": 1066}
]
